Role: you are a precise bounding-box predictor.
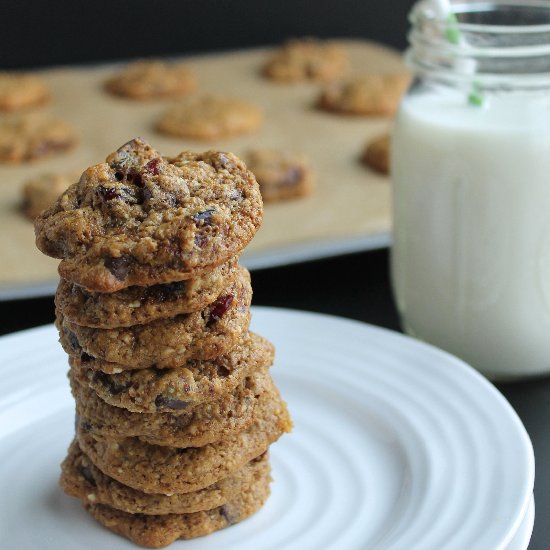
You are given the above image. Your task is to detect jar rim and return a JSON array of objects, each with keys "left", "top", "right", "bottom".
[
  {"left": 408, "top": 0, "right": 550, "bottom": 88},
  {"left": 412, "top": 0, "right": 550, "bottom": 34}
]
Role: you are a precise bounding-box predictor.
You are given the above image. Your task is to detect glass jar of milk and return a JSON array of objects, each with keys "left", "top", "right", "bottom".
[{"left": 392, "top": 0, "right": 550, "bottom": 378}]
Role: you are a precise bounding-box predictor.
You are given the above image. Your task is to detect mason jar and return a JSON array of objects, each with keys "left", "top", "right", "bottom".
[{"left": 391, "top": 0, "right": 550, "bottom": 378}]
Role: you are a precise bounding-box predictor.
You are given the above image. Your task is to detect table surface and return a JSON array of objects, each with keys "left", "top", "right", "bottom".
[{"left": 1, "top": 248, "right": 546, "bottom": 549}]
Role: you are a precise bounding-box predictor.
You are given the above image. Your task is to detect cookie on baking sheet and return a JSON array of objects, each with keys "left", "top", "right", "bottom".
[
  {"left": 34, "top": 138, "right": 263, "bottom": 292},
  {"left": 0, "top": 112, "right": 77, "bottom": 163},
  {"left": 71, "top": 368, "right": 272, "bottom": 448},
  {"left": 245, "top": 148, "right": 315, "bottom": 203},
  {"left": 57, "top": 269, "right": 252, "bottom": 371},
  {"left": 156, "top": 95, "right": 263, "bottom": 140},
  {"left": 361, "top": 134, "right": 391, "bottom": 175},
  {"left": 318, "top": 73, "right": 410, "bottom": 116},
  {"left": 263, "top": 38, "right": 350, "bottom": 82},
  {"left": 70, "top": 332, "right": 274, "bottom": 413},
  {"left": 105, "top": 60, "right": 197, "bottom": 100},
  {"left": 55, "top": 257, "right": 240, "bottom": 329},
  {"left": 84, "top": 471, "right": 270, "bottom": 548},
  {"left": 60, "top": 439, "right": 270, "bottom": 515},
  {"left": 21, "top": 171, "right": 78, "bottom": 220},
  {"left": 76, "top": 386, "right": 292, "bottom": 495},
  {"left": 0, "top": 72, "right": 49, "bottom": 111}
]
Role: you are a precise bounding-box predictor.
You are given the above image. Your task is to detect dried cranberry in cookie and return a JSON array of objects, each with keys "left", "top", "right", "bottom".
[{"left": 34, "top": 138, "right": 262, "bottom": 292}]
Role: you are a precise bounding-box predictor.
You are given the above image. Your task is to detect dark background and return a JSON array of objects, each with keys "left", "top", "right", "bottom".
[
  {"left": 1, "top": 1, "right": 545, "bottom": 549},
  {"left": 1, "top": 0, "right": 414, "bottom": 69}
]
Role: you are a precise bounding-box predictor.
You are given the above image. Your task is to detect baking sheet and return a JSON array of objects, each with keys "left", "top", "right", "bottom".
[{"left": 0, "top": 40, "right": 404, "bottom": 299}]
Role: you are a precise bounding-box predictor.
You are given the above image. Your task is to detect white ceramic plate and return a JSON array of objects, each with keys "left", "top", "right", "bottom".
[{"left": 0, "top": 307, "right": 534, "bottom": 549}]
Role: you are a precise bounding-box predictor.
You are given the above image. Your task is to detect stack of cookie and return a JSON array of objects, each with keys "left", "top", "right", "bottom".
[{"left": 34, "top": 138, "right": 292, "bottom": 548}]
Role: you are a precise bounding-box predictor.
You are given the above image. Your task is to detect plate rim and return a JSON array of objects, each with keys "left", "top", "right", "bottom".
[{"left": 0, "top": 306, "right": 536, "bottom": 549}]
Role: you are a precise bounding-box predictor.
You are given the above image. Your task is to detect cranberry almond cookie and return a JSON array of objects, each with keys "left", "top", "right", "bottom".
[
  {"left": 70, "top": 332, "right": 275, "bottom": 413},
  {"left": 71, "top": 368, "right": 272, "bottom": 448},
  {"left": 57, "top": 269, "right": 252, "bottom": 371},
  {"left": 105, "top": 60, "right": 197, "bottom": 100},
  {"left": 245, "top": 148, "right": 315, "bottom": 203},
  {"left": 318, "top": 73, "right": 410, "bottom": 116},
  {"left": 55, "top": 257, "right": 240, "bottom": 329},
  {"left": 76, "top": 387, "right": 292, "bottom": 494},
  {"left": 85, "top": 474, "right": 270, "bottom": 548},
  {"left": 60, "top": 440, "right": 271, "bottom": 516},
  {"left": 34, "top": 138, "right": 263, "bottom": 292},
  {"left": 21, "top": 171, "right": 77, "bottom": 220},
  {"left": 263, "top": 38, "right": 350, "bottom": 82},
  {"left": 156, "top": 95, "right": 263, "bottom": 140},
  {"left": 0, "top": 112, "right": 77, "bottom": 163},
  {"left": 0, "top": 72, "right": 49, "bottom": 111}
]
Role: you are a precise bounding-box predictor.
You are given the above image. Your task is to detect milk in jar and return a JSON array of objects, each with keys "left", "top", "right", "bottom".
[{"left": 391, "top": 0, "right": 550, "bottom": 377}]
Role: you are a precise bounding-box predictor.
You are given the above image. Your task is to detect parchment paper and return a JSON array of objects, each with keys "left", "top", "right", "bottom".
[{"left": 0, "top": 40, "right": 404, "bottom": 297}]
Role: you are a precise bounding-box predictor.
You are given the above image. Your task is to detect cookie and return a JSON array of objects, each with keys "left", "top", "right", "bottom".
[
  {"left": 361, "top": 134, "right": 390, "bottom": 175},
  {"left": 58, "top": 269, "right": 252, "bottom": 371},
  {"left": 55, "top": 257, "right": 240, "bottom": 329},
  {"left": 84, "top": 471, "right": 270, "bottom": 548},
  {"left": 70, "top": 332, "right": 274, "bottom": 413},
  {"left": 263, "top": 38, "right": 350, "bottom": 82},
  {"left": 0, "top": 112, "right": 77, "bottom": 163},
  {"left": 71, "top": 368, "right": 271, "bottom": 448},
  {"left": 0, "top": 72, "right": 49, "bottom": 111},
  {"left": 60, "top": 439, "right": 270, "bottom": 515},
  {"left": 21, "top": 171, "right": 77, "bottom": 220},
  {"left": 35, "top": 138, "right": 263, "bottom": 292},
  {"left": 245, "top": 148, "right": 314, "bottom": 203},
  {"left": 156, "top": 95, "right": 263, "bottom": 140},
  {"left": 76, "top": 387, "right": 292, "bottom": 494},
  {"left": 105, "top": 60, "right": 197, "bottom": 100},
  {"left": 317, "top": 74, "right": 410, "bottom": 116}
]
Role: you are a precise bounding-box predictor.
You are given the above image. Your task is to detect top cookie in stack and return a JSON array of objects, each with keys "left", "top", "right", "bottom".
[
  {"left": 34, "top": 138, "right": 292, "bottom": 548},
  {"left": 35, "top": 137, "right": 263, "bottom": 292}
]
